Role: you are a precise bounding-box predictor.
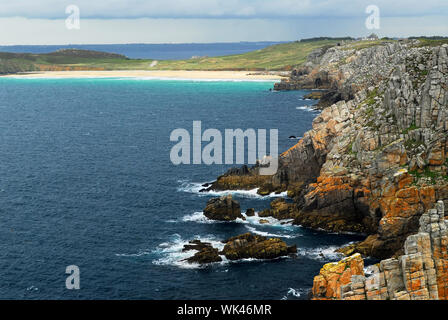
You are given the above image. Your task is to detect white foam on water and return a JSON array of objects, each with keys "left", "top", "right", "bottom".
[
  {"left": 181, "top": 211, "right": 222, "bottom": 224},
  {"left": 177, "top": 180, "right": 287, "bottom": 199},
  {"left": 243, "top": 214, "right": 295, "bottom": 228},
  {"left": 180, "top": 211, "right": 297, "bottom": 230},
  {"left": 115, "top": 250, "right": 151, "bottom": 257},
  {"left": 296, "top": 106, "right": 319, "bottom": 112},
  {"left": 244, "top": 226, "right": 298, "bottom": 239},
  {"left": 152, "top": 234, "right": 226, "bottom": 269},
  {"left": 281, "top": 288, "right": 305, "bottom": 300},
  {"left": 26, "top": 286, "right": 39, "bottom": 292},
  {"left": 297, "top": 245, "right": 345, "bottom": 261},
  {"left": 151, "top": 232, "right": 297, "bottom": 269}
]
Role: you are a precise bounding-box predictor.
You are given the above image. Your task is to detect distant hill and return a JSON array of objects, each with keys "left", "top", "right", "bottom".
[
  {"left": 299, "top": 37, "right": 354, "bottom": 42},
  {"left": 0, "top": 40, "right": 343, "bottom": 73},
  {"left": 0, "top": 38, "right": 447, "bottom": 74},
  {"left": 46, "top": 49, "right": 128, "bottom": 59}
]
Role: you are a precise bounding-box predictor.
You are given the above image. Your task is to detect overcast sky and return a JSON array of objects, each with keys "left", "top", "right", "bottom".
[{"left": 0, "top": 0, "right": 447, "bottom": 44}]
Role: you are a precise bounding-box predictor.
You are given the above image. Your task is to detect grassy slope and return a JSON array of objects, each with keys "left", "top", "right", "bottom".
[
  {"left": 1, "top": 38, "right": 446, "bottom": 74},
  {"left": 0, "top": 40, "right": 341, "bottom": 73}
]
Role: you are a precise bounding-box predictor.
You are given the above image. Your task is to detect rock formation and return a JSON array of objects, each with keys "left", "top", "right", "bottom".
[
  {"left": 203, "top": 195, "right": 243, "bottom": 221},
  {"left": 312, "top": 200, "right": 448, "bottom": 300},
  {"left": 211, "top": 40, "right": 448, "bottom": 260},
  {"left": 206, "top": 164, "right": 281, "bottom": 196},
  {"left": 312, "top": 253, "right": 365, "bottom": 300},
  {"left": 183, "top": 234, "right": 297, "bottom": 265},
  {"left": 258, "top": 198, "right": 296, "bottom": 220},
  {"left": 277, "top": 41, "right": 448, "bottom": 258},
  {"left": 222, "top": 233, "right": 297, "bottom": 260},
  {"left": 245, "top": 208, "right": 255, "bottom": 216},
  {"left": 183, "top": 240, "right": 222, "bottom": 264}
]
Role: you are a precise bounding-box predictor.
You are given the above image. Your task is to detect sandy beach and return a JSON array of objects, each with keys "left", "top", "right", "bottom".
[{"left": 3, "top": 70, "right": 286, "bottom": 81}]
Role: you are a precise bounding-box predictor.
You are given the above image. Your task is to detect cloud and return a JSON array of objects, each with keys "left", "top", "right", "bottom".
[
  {"left": 0, "top": 0, "right": 446, "bottom": 19},
  {"left": 1, "top": 15, "right": 447, "bottom": 45}
]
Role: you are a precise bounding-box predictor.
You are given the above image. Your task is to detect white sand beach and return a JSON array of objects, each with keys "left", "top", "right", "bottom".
[{"left": 3, "top": 70, "right": 286, "bottom": 81}]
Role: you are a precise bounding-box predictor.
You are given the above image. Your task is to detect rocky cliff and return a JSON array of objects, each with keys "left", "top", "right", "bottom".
[
  {"left": 312, "top": 201, "right": 448, "bottom": 300},
  {"left": 274, "top": 41, "right": 448, "bottom": 259},
  {"left": 211, "top": 40, "right": 448, "bottom": 262}
]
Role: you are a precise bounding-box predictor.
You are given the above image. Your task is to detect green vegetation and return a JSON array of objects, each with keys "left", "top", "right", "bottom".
[
  {"left": 409, "top": 167, "right": 447, "bottom": 185},
  {"left": 365, "top": 88, "right": 379, "bottom": 107},
  {"left": 340, "top": 40, "right": 394, "bottom": 51},
  {"left": 1, "top": 36, "right": 446, "bottom": 75},
  {"left": 0, "top": 40, "right": 343, "bottom": 74},
  {"left": 144, "top": 40, "right": 341, "bottom": 70},
  {"left": 347, "top": 140, "right": 357, "bottom": 155},
  {"left": 404, "top": 139, "right": 424, "bottom": 149},
  {"left": 410, "top": 37, "right": 448, "bottom": 47},
  {"left": 402, "top": 123, "right": 419, "bottom": 134},
  {"left": 299, "top": 37, "right": 354, "bottom": 43}
]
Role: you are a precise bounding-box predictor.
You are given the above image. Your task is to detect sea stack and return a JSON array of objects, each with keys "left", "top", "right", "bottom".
[{"left": 203, "top": 195, "right": 243, "bottom": 221}]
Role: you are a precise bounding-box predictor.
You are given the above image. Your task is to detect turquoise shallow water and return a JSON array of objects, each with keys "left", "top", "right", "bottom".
[{"left": 0, "top": 78, "right": 364, "bottom": 299}]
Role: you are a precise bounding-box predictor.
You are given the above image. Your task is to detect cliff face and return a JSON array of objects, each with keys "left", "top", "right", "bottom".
[
  {"left": 312, "top": 201, "right": 448, "bottom": 300},
  {"left": 272, "top": 41, "right": 448, "bottom": 259},
  {"left": 212, "top": 41, "right": 448, "bottom": 261},
  {"left": 274, "top": 41, "right": 405, "bottom": 107}
]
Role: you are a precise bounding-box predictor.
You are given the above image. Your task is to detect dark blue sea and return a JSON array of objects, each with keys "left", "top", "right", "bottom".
[
  {"left": 0, "top": 77, "right": 364, "bottom": 299},
  {"left": 0, "top": 42, "right": 285, "bottom": 60}
]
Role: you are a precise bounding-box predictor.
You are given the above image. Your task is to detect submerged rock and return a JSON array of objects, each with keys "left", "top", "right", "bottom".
[
  {"left": 203, "top": 195, "right": 243, "bottom": 221},
  {"left": 221, "top": 233, "right": 297, "bottom": 260}
]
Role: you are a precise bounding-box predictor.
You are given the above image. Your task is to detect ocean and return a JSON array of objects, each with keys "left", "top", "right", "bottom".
[
  {"left": 0, "top": 42, "right": 286, "bottom": 60},
  {"left": 0, "top": 77, "right": 364, "bottom": 299}
]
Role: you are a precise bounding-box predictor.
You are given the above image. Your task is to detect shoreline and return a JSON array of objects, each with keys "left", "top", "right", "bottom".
[{"left": 2, "top": 70, "right": 286, "bottom": 81}]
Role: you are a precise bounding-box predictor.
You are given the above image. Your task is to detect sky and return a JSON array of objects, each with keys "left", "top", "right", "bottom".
[{"left": 0, "top": 0, "right": 447, "bottom": 45}]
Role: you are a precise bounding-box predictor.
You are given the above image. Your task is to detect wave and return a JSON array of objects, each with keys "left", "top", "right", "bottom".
[
  {"left": 181, "top": 211, "right": 227, "bottom": 224},
  {"left": 296, "top": 106, "right": 319, "bottom": 112},
  {"left": 244, "top": 225, "right": 298, "bottom": 239},
  {"left": 179, "top": 211, "right": 296, "bottom": 229},
  {"left": 281, "top": 288, "right": 306, "bottom": 300},
  {"left": 151, "top": 234, "right": 226, "bottom": 269},
  {"left": 178, "top": 180, "right": 287, "bottom": 199},
  {"left": 296, "top": 245, "right": 345, "bottom": 261},
  {"left": 151, "top": 233, "right": 296, "bottom": 269},
  {"left": 26, "top": 286, "right": 39, "bottom": 292},
  {"left": 115, "top": 250, "right": 151, "bottom": 257}
]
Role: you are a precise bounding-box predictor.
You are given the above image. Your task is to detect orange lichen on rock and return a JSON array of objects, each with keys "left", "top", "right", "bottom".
[
  {"left": 312, "top": 201, "right": 448, "bottom": 300},
  {"left": 312, "top": 253, "right": 364, "bottom": 300}
]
